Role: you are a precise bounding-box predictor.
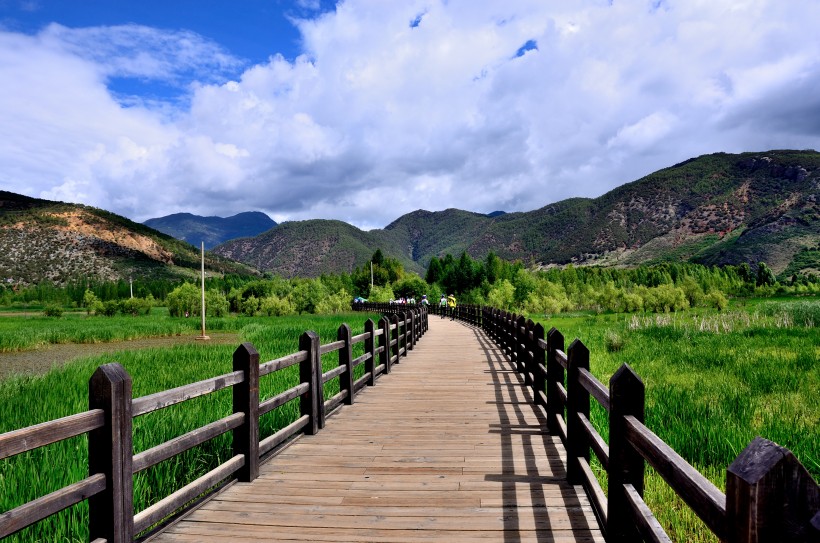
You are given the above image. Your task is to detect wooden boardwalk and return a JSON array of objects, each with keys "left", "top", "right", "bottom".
[{"left": 151, "top": 317, "right": 604, "bottom": 543}]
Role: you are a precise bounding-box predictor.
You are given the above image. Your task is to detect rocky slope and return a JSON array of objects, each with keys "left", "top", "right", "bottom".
[{"left": 0, "top": 192, "right": 257, "bottom": 286}]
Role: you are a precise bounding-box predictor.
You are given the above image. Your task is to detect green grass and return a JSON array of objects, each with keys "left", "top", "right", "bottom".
[
  {"left": 0, "top": 308, "right": 298, "bottom": 352},
  {"left": 531, "top": 301, "right": 819, "bottom": 542},
  {"left": 0, "top": 312, "right": 379, "bottom": 542}
]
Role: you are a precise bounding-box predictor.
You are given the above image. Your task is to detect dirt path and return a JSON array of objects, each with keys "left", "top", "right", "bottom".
[{"left": 0, "top": 332, "right": 240, "bottom": 381}]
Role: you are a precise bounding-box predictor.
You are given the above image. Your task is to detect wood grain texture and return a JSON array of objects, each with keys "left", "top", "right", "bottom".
[{"left": 149, "top": 319, "right": 604, "bottom": 543}]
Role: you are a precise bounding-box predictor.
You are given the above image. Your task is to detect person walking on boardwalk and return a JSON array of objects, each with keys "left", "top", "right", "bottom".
[
  {"left": 447, "top": 293, "right": 457, "bottom": 320},
  {"left": 439, "top": 294, "right": 447, "bottom": 318}
]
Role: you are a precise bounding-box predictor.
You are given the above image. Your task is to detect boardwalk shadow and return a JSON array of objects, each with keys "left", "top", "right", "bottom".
[{"left": 465, "top": 323, "right": 599, "bottom": 543}]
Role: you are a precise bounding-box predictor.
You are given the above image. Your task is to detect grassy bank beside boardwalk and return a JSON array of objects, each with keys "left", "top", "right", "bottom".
[
  {"left": 532, "top": 300, "right": 819, "bottom": 542},
  {"left": 0, "top": 312, "right": 376, "bottom": 543}
]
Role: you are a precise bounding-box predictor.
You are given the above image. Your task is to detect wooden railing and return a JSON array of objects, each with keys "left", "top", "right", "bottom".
[
  {"left": 474, "top": 306, "right": 819, "bottom": 543},
  {"left": 0, "top": 307, "right": 428, "bottom": 542}
]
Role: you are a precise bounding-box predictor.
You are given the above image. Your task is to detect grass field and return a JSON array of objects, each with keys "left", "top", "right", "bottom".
[
  {"left": 0, "top": 301, "right": 817, "bottom": 542},
  {"left": 0, "top": 311, "right": 378, "bottom": 542},
  {"left": 531, "top": 299, "right": 819, "bottom": 542}
]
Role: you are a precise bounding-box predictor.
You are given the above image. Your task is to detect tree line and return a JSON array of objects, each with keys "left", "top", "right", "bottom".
[{"left": 2, "top": 249, "right": 817, "bottom": 317}]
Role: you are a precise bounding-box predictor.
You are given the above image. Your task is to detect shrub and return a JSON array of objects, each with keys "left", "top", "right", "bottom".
[
  {"left": 167, "top": 283, "right": 200, "bottom": 317},
  {"left": 704, "top": 291, "right": 729, "bottom": 311},
  {"left": 604, "top": 330, "right": 625, "bottom": 352},
  {"left": 241, "top": 295, "right": 260, "bottom": 316},
  {"left": 101, "top": 300, "right": 120, "bottom": 317},
  {"left": 121, "top": 296, "right": 153, "bottom": 316},
  {"left": 43, "top": 304, "right": 63, "bottom": 317},
  {"left": 315, "top": 289, "right": 352, "bottom": 314},
  {"left": 205, "top": 290, "right": 229, "bottom": 317},
  {"left": 259, "top": 295, "right": 296, "bottom": 316}
]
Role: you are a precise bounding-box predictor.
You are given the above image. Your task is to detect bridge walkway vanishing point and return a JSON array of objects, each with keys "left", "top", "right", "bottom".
[{"left": 150, "top": 317, "right": 605, "bottom": 543}]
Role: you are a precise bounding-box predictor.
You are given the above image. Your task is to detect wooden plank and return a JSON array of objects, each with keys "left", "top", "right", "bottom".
[
  {"left": 0, "top": 409, "right": 104, "bottom": 461},
  {"left": 149, "top": 319, "right": 604, "bottom": 543},
  {"left": 0, "top": 474, "right": 106, "bottom": 538},
  {"left": 132, "top": 371, "right": 243, "bottom": 417}
]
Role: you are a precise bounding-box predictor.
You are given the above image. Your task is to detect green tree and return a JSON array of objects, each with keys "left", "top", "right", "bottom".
[
  {"left": 166, "top": 283, "right": 200, "bottom": 317},
  {"left": 756, "top": 262, "right": 776, "bottom": 287},
  {"left": 425, "top": 257, "right": 444, "bottom": 284},
  {"left": 393, "top": 275, "right": 428, "bottom": 300}
]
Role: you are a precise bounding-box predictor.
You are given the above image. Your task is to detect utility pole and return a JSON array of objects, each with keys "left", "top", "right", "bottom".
[
  {"left": 371, "top": 261, "right": 374, "bottom": 289},
  {"left": 196, "top": 242, "right": 210, "bottom": 340},
  {"left": 129, "top": 276, "right": 133, "bottom": 299}
]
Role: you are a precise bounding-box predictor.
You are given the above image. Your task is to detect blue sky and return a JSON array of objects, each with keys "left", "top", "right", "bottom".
[
  {"left": 1, "top": 0, "right": 333, "bottom": 103},
  {"left": 1, "top": 1, "right": 819, "bottom": 229}
]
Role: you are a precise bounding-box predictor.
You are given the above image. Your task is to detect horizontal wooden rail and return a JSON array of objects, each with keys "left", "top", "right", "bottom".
[
  {"left": 351, "top": 332, "right": 370, "bottom": 344},
  {"left": 133, "top": 454, "right": 244, "bottom": 534},
  {"left": 259, "top": 415, "right": 310, "bottom": 456},
  {"left": 624, "top": 415, "right": 727, "bottom": 538},
  {"left": 132, "top": 371, "right": 244, "bottom": 417},
  {"left": 319, "top": 340, "right": 345, "bottom": 355},
  {"left": 352, "top": 352, "right": 371, "bottom": 367},
  {"left": 578, "top": 368, "right": 610, "bottom": 411},
  {"left": 0, "top": 410, "right": 105, "bottom": 461},
  {"left": 132, "top": 413, "right": 244, "bottom": 473},
  {"left": 623, "top": 483, "right": 671, "bottom": 543},
  {"left": 578, "top": 412, "right": 609, "bottom": 470},
  {"left": 260, "top": 382, "right": 309, "bottom": 416},
  {"left": 577, "top": 456, "right": 608, "bottom": 525},
  {"left": 555, "top": 349, "right": 568, "bottom": 369},
  {"left": 322, "top": 364, "right": 347, "bottom": 383},
  {"left": 0, "top": 474, "right": 106, "bottom": 539},
  {"left": 260, "top": 351, "right": 307, "bottom": 377}
]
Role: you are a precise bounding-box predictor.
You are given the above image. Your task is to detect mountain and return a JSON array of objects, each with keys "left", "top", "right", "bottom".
[
  {"left": 213, "top": 219, "right": 421, "bottom": 278},
  {"left": 143, "top": 211, "right": 276, "bottom": 249},
  {"left": 214, "top": 150, "right": 819, "bottom": 278},
  {"left": 0, "top": 191, "right": 258, "bottom": 286}
]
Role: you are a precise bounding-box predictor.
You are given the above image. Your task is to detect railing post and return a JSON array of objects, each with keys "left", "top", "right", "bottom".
[
  {"left": 546, "top": 328, "right": 565, "bottom": 435},
  {"left": 232, "top": 343, "right": 260, "bottom": 482},
  {"left": 390, "top": 313, "right": 400, "bottom": 365},
  {"left": 88, "top": 363, "right": 133, "bottom": 543},
  {"left": 515, "top": 315, "right": 526, "bottom": 375},
  {"left": 608, "top": 363, "right": 645, "bottom": 542},
  {"left": 533, "top": 323, "right": 546, "bottom": 410},
  {"left": 338, "top": 324, "right": 354, "bottom": 405},
  {"left": 566, "top": 339, "right": 590, "bottom": 484},
  {"left": 299, "top": 330, "right": 321, "bottom": 434},
  {"left": 380, "top": 315, "right": 391, "bottom": 374},
  {"left": 524, "top": 319, "right": 535, "bottom": 386},
  {"left": 501, "top": 311, "right": 508, "bottom": 356},
  {"left": 408, "top": 311, "right": 416, "bottom": 351},
  {"left": 726, "top": 436, "right": 820, "bottom": 543},
  {"left": 364, "top": 318, "right": 376, "bottom": 386}
]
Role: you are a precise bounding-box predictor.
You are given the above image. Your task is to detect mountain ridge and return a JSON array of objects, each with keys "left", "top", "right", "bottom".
[
  {"left": 2, "top": 149, "right": 818, "bottom": 285},
  {"left": 214, "top": 150, "right": 820, "bottom": 278},
  {"left": 143, "top": 211, "right": 276, "bottom": 249}
]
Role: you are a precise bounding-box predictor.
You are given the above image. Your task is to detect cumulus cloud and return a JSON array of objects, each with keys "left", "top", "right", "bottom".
[{"left": 1, "top": 0, "right": 819, "bottom": 230}]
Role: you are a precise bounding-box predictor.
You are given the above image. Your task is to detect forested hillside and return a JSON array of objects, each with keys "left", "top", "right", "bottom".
[{"left": 214, "top": 150, "right": 820, "bottom": 279}]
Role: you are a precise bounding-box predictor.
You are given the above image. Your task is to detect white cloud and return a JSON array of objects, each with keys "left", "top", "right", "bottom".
[{"left": 1, "top": 0, "right": 819, "bottom": 229}]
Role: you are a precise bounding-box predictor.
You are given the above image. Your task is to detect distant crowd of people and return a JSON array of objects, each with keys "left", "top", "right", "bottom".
[{"left": 353, "top": 293, "right": 458, "bottom": 320}]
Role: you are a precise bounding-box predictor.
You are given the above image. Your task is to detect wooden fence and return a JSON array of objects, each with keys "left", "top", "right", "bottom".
[
  {"left": 0, "top": 307, "right": 428, "bottom": 542},
  {"left": 470, "top": 305, "right": 818, "bottom": 542}
]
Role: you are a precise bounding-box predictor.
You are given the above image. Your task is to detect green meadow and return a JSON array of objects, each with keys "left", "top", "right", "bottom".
[{"left": 532, "top": 299, "right": 819, "bottom": 542}]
